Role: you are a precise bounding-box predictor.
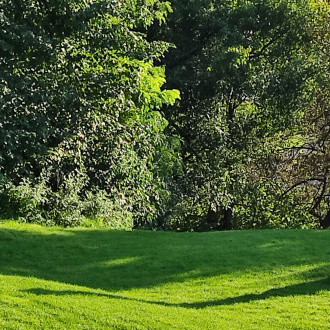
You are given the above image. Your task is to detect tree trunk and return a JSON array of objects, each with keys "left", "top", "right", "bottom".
[
  {"left": 222, "top": 207, "right": 233, "bottom": 230},
  {"left": 320, "top": 209, "right": 330, "bottom": 228},
  {"left": 206, "top": 205, "right": 233, "bottom": 230},
  {"left": 206, "top": 205, "right": 220, "bottom": 225}
]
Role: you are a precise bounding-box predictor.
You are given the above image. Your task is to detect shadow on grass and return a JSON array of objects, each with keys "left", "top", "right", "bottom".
[
  {"left": 1, "top": 225, "right": 330, "bottom": 292},
  {"left": 25, "top": 277, "right": 330, "bottom": 308}
]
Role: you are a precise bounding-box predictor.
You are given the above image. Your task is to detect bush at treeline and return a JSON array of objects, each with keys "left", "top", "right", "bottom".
[{"left": 0, "top": 0, "right": 329, "bottom": 230}]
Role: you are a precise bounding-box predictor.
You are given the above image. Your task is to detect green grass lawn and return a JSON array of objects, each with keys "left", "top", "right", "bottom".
[{"left": 0, "top": 220, "right": 329, "bottom": 329}]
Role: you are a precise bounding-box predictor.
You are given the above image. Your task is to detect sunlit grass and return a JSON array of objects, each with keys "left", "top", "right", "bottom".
[{"left": 0, "top": 220, "right": 329, "bottom": 329}]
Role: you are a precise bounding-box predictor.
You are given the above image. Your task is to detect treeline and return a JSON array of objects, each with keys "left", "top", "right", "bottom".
[{"left": 0, "top": 0, "right": 329, "bottom": 230}]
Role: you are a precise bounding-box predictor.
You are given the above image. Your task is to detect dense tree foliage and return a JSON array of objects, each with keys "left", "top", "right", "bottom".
[
  {"left": 0, "top": 0, "right": 329, "bottom": 229},
  {"left": 263, "top": 2, "right": 330, "bottom": 228},
  {"left": 150, "top": 0, "right": 330, "bottom": 230},
  {"left": 0, "top": 0, "right": 179, "bottom": 227}
]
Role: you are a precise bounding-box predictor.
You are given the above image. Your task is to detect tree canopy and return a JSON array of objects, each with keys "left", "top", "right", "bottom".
[
  {"left": 150, "top": 0, "right": 330, "bottom": 230},
  {"left": 0, "top": 0, "right": 179, "bottom": 227},
  {"left": 0, "top": 0, "right": 329, "bottom": 229}
]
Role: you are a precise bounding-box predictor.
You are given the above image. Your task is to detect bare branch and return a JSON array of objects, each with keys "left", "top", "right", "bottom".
[{"left": 281, "top": 177, "right": 326, "bottom": 197}]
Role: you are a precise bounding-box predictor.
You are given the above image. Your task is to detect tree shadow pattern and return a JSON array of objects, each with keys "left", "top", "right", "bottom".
[
  {"left": 1, "top": 226, "right": 329, "bottom": 293},
  {"left": 24, "top": 277, "right": 330, "bottom": 309}
]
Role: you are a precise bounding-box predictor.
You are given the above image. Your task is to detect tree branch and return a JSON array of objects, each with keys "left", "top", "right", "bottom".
[
  {"left": 248, "top": 35, "right": 281, "bottom": 59},
  {"left": 281, "top": 177, "right": 326, "bottom": 197}
]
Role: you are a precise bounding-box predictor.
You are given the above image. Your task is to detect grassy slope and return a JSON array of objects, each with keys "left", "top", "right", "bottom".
[{"left": 0, "top": 220, "right": 329, "bottom": 329}]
